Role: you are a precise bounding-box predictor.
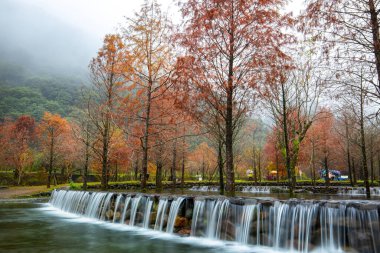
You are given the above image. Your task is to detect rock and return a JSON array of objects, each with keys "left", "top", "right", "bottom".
[
  {"left": 177, "top": 228, "right": 191, "bottom": 237},
  {"left": 150, "top": 212, "right": 157, "bottom": 225},
  {"left": 114, "top": 211, "right": 121, "bottom": 220},
  {"left": 185, "top": 208, "right": 193, "bottom": 219},
  {"left": 106, "top": 210, "right": 114, "bottom": 220},
  {"left": 174, "top": 216, "right": 188, "bottom": 228}
]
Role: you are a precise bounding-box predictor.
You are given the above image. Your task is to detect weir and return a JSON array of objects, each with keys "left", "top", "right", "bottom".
[
  {"left": 49, "top": 190, "right": 380, "bottom": 253},
  {"left": 338, "top": 187, "right": 380, "bottom": 196},
  {"left": 189, "top": 186, "right": 219, "bottom": 192}
]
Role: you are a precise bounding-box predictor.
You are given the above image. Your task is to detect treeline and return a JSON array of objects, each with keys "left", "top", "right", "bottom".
[
  {"left": 0, "top": 83, "right": 82, "bottom": 120},
  {"left": 2, "top": 0, "right": 380, "bottom": 198},
  {"left": 0, "top": 60, "right": 84, "bottom": 120}
]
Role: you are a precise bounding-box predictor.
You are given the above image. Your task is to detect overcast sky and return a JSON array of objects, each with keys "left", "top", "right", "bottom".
[
  {"left": 21, "top": 0, "right": 180, "bottom": 43},
  {"left": 22, "top": 0, "right": 305, "bottom": 43},
  {"left": 0, "top": 0, "right": 305, "bottom": 78}
]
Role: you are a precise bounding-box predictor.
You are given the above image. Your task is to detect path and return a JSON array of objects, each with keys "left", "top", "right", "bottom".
[{"left": 0, "top": 185, "right": 65, "bottom": 199}]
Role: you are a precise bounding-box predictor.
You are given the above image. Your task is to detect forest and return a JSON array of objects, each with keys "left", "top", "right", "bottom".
[{"left": 1, "top": 0, "right": 380, "bottom": 199}]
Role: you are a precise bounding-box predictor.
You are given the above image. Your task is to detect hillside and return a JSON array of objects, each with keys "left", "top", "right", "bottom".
[{"left": 0, "top": 59, "right": 86, "bottom": 120}]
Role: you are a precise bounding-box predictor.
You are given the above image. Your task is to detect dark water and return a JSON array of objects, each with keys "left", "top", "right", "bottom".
[{"left": 0, "top": 200, "right": 276, "bottom": 253}]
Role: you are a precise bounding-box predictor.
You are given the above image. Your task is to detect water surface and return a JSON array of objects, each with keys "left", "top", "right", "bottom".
[{"left": 0, "top": 200, "right": 277, "bottom": 253}]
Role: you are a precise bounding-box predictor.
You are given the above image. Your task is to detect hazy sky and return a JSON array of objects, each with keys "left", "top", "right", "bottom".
[
  {"left": 1, "top": 0, "right": 305, "bottom": 78},
  {"left": 23, "top": 0, "right": 179, "bottom": 43},
  {"left": 22, "top": 0, "right": 304, "bottom": 43}
]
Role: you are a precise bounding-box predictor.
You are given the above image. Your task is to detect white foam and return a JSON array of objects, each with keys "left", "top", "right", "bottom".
[{"left": 38, "top": 203, "right": 284, "bottom": 253}]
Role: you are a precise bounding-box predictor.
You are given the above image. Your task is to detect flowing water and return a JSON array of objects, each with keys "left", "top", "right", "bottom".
[
  {"left": 1, "top": 190, "right": 380, "bottom": 253},
  {"left": 0, "top": 200, "right": 241, "bottom": 253},
  {"left": 46, "top": 190, "right": 380, "bottom": 253},
  {"left": 189, "top": 186, "right": 219, "bottom": 192},
  {"left": 240, "top": 186, "right": 272, "bottom": 193},
  {"left": 338, "top": 187, "right": 380, "bottom": 196}
]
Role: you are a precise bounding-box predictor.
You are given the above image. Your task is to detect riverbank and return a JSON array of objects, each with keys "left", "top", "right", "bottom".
[{"left": 0, "top": 185, "right": 67, "bottom": 199}]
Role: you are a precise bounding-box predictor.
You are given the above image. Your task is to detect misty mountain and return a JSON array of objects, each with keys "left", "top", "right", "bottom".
[{"left": 0, "top": 0, "right": 101, "bottom": 82}]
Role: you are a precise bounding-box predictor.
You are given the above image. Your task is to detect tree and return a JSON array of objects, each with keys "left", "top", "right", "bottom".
[
  {"left": 71, "top": 110, "right": 95, "bottom": 190},
  {"left": 176, "top": 0, "right": 293, "bottom": 196},
  {"left": 188, "top": 142, "right": 217, "bottom": 181},
  {"left": 0, "top": 116, "right": 36, "bottom": 185},
  {"left": 300, "top": 110, "right": 344, "bottom": 186},
  {"left": 38, "top": 112, "right": 69, "bottom": 188},
  {"left": 88, "top": 34, "right": 128, "bottom": 190},
  {"left": 263, "top": 129, "right": 286, "bottom": 182},
  {"left": 109, "top": 128, "right": 131, "bottom": 182},
  {"left": 262, "top": 58, "right": 323, "bottom": 194},
  {"left": 122, "top": 0, "right": 175, "bottom": 191},
  {"left": 304, "top": 0, "right": 380, "bottom": 107}
]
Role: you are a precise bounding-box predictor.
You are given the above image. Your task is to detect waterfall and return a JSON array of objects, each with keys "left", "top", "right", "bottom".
[
  {"left": 190, "top": 199, "right": 205, "bottom": 236},
  {"left": 236, "top": 204, "right": 257, "bottom": 244},
  {"left": 120, "top": 196, "right": 131, "bottom": 224},
  {"left": 49, "top": 190, "right": 380, "bottom": 253},
  {"left": 206, "top": 199, "right": 230, "bottom": 239},
  {"left": 154, "top": 198, "right": 169, "bottom": 231},
  {"left": 112, "top": 194, "right": 123, "bottom": 223},
  {"left": 143, "top": 198, "right": 153, "bottom": 229},
  {"left": 166, "top": 197, "right": 185, "bottom": 233},
  {"left": 241, "top": 186, "right": 271, "bottom": 193},
  {"left": 129, "top": 195, "right": 142, "bottom": 226},
  {"left": 189, "top": 186, "right": 219, "bottom": 192},
  {"left": 338, "top": 187, "right": 380, "bottom": 196}
]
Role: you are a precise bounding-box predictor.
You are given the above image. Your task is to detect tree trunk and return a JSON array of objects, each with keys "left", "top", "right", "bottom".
[
  {"left": 218, "top": 140, "right": 224, "bottom": 195},
  {"left": 253, "top": 149, "right": 257, "bottom": 184},
  {"left": 156, "top": 158, "right": 163, "bottom": 193},
  {"left": 171, "top": 140, "right": 177, "bottom": 188},
  {"left": 352, "top": 157, "right": 357, "bottom": 185},
  {"left": 141, "top": 85, "right": 152, "bottom": 191},
  {"left": 275, "top": 148, "right": 279, "bottom": 183},
  {"left": 114, "top": 161, "right": 118, "bottom": 182},
  {"left": 359, "top": 81, "right": 370, "bottom": 198},
  {"left": 53, "top": 169, "right": 57, "bottom": 186},
  {"left": 225, "top": 8, "right": 235, "bottom": 196},
  {"left": 13, "top": 168, "right": 19, "bottom": 185},
  {"left": 101, "top": 124, "right": 109, "bottom": 190},
  {"left": 369, "top": 0, "right": 380, "bottom": 95},
  {"left": 133, "top": 157, "right": 139, "bottom": 181},
  {"left": 281, "top": 81, "right": 293, "bottom": 195},
  {"left": 344, "top": 118, "right": 353, "bottom": 186},
  {"left": 181, "top": 149, "right": 185, "bottom": 189},
  {"left": 311, "top": 140, "right": 316, "bottom": 186},
  {"left": 83, "top": 146, "right": 89, "bottom": 191},
  {"left": 378, "top": 152, "right": 380, "bottom": 181},
  {"left": 47, "top": 131, "right": 54, "bottom": 189},
  {"left": 369, "top": 136, "right": 374, "bottom": 185},
  {"left": 258, "top": 152, "right": 262, "bottom": 182},
  {"left": 324, "top": 154, "right": 330, "bottom": 186},
  {"left": 17, "top": 166, "right": 22, "bottom": 186},
  {"left": 201, "top": 158, "right": 205, "bottom": 181}
]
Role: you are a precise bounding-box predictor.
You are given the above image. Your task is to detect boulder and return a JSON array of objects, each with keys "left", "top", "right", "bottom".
[{"left": 174, "top": 216, "right": 188, "bottom": 228}]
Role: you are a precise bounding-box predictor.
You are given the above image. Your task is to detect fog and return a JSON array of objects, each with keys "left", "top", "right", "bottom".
[
  {"left": 0, "top": 0, "right": 175, "bottom": 80},
  {"left": 0, "top": 0, "right": 303, "bottom": 81}
]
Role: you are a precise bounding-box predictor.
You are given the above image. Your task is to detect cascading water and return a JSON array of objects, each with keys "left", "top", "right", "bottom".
[
  {"left": 120, "top": 196, "right": 131, "bottom": 224},
  {"left": 143, "top": 198, "right": 153, "bottom": 229},
  {"left": 189, "top": 186, "right": 219, "bottom": 192},
  {"left": 338, "top": 187, "right": 380, "bottom": 196},
  {"left": 49, "top": 190, "right": 380, "bottom": 253},
  {"left": 129, "top": 195, "right": 142, "bottom": 226},
  {"left": 154, "top": 198, "right": 169, "bottom": 231},
  {"left": 166, "top": 197, "right": 185, "bottom": 233},
  {"left": 241, "top": 186, "right": 271, "bottom": 193}
]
